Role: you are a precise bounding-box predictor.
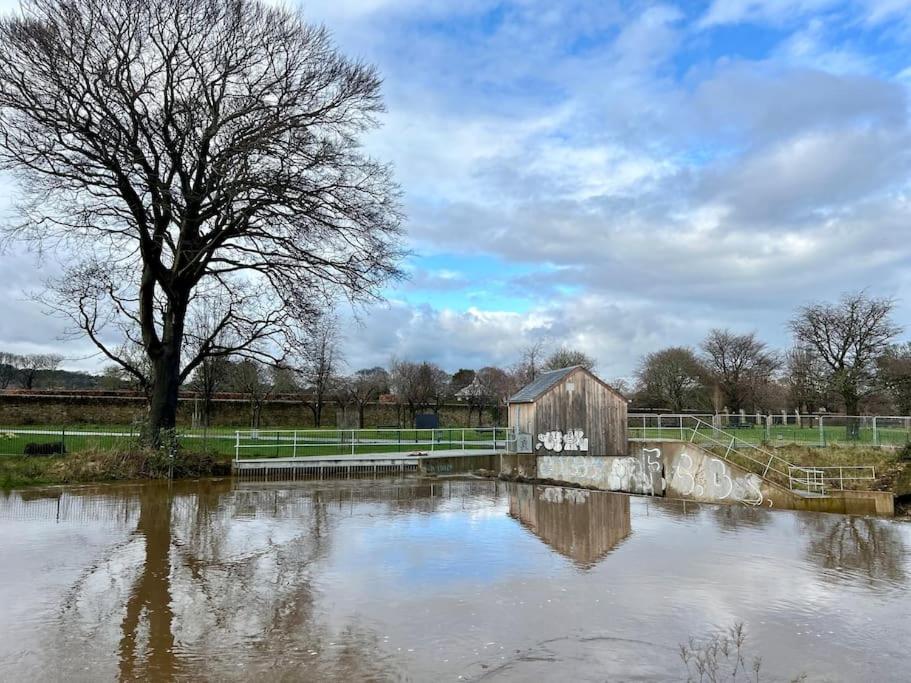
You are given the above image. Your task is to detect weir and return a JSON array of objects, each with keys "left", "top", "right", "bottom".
[
  {"left": 230, "top": 367, "right": 894, "bottom": 516},
  {"left": 501, "top": 366, "right": 895, "bottom": 517}
]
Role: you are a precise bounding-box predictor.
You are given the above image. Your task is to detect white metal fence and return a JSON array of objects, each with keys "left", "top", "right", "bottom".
[{"left": 233, "top": 427, "right": 514, "bottom": 461}]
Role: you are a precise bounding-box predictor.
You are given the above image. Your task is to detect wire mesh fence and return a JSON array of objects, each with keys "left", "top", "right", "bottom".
[{"left": 629, "top": 414, "right": 911, "bottom": 448}]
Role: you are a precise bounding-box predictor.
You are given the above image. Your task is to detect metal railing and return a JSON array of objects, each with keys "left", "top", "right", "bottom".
[
  {"left": 631, "top": 415, "right": 876, "bottom": 494},
  {"left": 233, "top": 427, "right": 514, "bottom": 461},
  {"left": 630, "top": 413, "right": 911, "bottom": 448}
]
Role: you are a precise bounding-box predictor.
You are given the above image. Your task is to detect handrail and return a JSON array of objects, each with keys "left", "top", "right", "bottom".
[{"left": 639, "top": 415, "right": 879, "bottom": 494}]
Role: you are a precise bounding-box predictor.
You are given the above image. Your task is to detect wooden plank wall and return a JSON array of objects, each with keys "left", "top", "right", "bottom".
[{"left": 530, "top": 369, "right": 628, "bottom": 456}]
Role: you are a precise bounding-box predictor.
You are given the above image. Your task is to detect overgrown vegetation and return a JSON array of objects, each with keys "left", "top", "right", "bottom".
[{"left": 0, "top": 431, "right": 229, "bottom": 490}]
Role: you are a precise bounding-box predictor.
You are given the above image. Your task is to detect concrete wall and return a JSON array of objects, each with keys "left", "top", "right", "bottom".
[
  {"left": 536, "top": 449, "right": 664, "bottom": 495},
  {"left": 501, "top": 439, "right": 894, "bottom": 516}
]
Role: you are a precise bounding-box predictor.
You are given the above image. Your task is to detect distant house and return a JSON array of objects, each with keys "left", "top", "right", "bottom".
[
  {"left": 507, "top": 366, "right": 628, "bottom": 456},
  {"left": 454, "top": 376, "right": 484, "bottom": 401}
]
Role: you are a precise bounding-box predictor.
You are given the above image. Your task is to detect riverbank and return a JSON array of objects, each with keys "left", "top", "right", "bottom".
[{"left": 0, "top": 450, "right": 231, "bottom": 489}]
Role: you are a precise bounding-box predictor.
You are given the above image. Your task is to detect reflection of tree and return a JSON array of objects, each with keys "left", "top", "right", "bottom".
[
  {"left": 118, "top": 486, "right": 177, "bottom": 680},
  {"left": 51, "top": 481, "right": 407, "bottom": 680},
  {"left": 801, "top": 515, "right": 906, "bottom": 587}
]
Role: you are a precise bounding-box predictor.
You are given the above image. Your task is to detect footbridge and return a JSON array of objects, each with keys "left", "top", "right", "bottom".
[{"left": 232, "top": 427, "right": 510, "bottom": 480}]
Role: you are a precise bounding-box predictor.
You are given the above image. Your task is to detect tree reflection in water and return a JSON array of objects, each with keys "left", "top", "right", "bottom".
[
  {"left": 52, "top": 480, "right": 407, "bottom": 681},
  {"left": 799, "top": 514, "right": 906, "bottom": 588}
]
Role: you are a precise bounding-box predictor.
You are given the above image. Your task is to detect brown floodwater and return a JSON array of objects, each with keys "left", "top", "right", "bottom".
[{"left": 0, "top": 477, "right": 909, "bottom": 681}]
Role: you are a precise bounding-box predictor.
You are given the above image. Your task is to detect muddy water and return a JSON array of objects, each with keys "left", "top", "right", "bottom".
[{"left": 0, "top": 479, "right": 909, "bottom": 681}]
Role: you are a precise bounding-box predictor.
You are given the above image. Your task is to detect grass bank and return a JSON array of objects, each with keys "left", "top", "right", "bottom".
[{"left": 0, "top": 449, "right": 232, "bottom": 490}]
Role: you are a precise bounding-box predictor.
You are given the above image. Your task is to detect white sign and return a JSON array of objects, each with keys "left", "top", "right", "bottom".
[{"left": 536, "top": 429, "right": 588, "bottom": 453}]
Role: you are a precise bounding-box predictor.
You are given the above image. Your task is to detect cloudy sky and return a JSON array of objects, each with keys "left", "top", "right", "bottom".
[{"left": 1, "top": 0, "right": 910, "bottom": 382}]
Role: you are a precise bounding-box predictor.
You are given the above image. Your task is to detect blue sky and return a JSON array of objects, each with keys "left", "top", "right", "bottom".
[{"left": 1, "top": 0, "right": 911, "bottom": 382}]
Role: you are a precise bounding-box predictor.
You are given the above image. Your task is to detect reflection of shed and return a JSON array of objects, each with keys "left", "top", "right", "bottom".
[
  {"left": 508, "top": 484, "right": 631, "bottom": 568},
  {"left": 508, "top": 366, "right": 628, "bottom": 456}
]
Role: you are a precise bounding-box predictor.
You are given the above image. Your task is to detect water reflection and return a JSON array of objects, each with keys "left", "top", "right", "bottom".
[
  {"left": 800, "top": 514, "right": 906, "bottom": 588},
  {"left": 1, "top": 479, "right": 910, "bottom": 681},
  {"left": 508, "top": 484, "right": 631, "bottom": 568}
]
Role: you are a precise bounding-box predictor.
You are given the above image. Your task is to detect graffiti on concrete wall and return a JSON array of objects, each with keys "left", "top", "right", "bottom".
[
  {"left": 668, "top": 451, "right": 769, "bottom": 507},
  {"left": 537, "top": 429, "right": 589, "bottom": 453},
  {"left": 537, "top": 447, "right": 665, "bottom": 495}
]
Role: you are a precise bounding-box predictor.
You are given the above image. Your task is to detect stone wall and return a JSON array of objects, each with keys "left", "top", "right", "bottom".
[{"left": 0, "top": 393, "right": 493, "bottom": 428}]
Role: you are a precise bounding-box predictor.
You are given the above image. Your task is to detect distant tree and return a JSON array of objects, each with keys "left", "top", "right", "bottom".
[
  {"left": 425, "top": 364, "right": 452, "bottom": 417},
  {"left": 0, "top": 0, "right": 403, "bottom": 442},
  {"left": 514, "top": 340, "right": 547, "bottom": 385},
  {"left": 270, "top": 363, "right": 301, "bottom": 395},
  {"left": 339, "top": 367, "right": 389, "bottom": 428},
  {"left": 476, "top": 366, "right": 515, "bottom": 426},
  {"left": 17, "top": 353, "right": 63, "bottom": 389},
  {"left": 636, "top": 347, "right": 706, "bottom": 412},
  {"left": 700, "top": 329, "right": 778, "bottom": 412},
  {"left": 790, "top": 292, "right": 900, "bottom": 416},
  {"left": 189, "top": 356, "right": 231, "bottom": 427},
  {"left": 877, "top": 343, "right": 911, "bottom": 415},
  {"left": 542, "top": 346, "right": 596, "bottom": 372},
  {"left": 228, "top": 360, "right": 271, "bottom": 429},
  {"left": 389, "top": 359, "right": 448, "bottom": 425},
  {"left": 295, "top": 318, "right": 343, "bottom": 428},
  {"left": 608, "top": 378, "right": 633, "bottom": 397},
  {"left": 0, "top": 351, "right": 20, "bottom": 389},
  {"left": 99, "top": 364, "right": 130, "bottom": 391},
  {"left": 784, "top": 347, "right": 830, "bottom": 413}
]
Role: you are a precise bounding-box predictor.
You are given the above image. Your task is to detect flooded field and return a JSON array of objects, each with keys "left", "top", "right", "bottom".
[{"left": 0, "top": 478, "right": 909, "bottom": 681}]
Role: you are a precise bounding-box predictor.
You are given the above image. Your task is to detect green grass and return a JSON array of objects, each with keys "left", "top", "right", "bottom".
[{"left": 0, "top": 425, "right": 506, "bottom": 459}]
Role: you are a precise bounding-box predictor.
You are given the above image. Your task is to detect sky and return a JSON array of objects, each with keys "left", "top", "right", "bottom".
[{"left": 1, "top": 0, "right": 911, "bottom": 383}]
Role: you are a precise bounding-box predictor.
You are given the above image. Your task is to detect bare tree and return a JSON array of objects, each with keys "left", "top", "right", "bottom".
[
  {"left": 338, "top": 367, "right": 389, "bottom": 428},
  {"left": 790, "top": 292, "right": 900, "bottom": 416},
  {"left": 878, "top": 343, "right": 911, "bottom": 415},
  {"left": 0, "top": 0, "right": 403, "bottom": 441},
  {"left": 295, "top": 317, "right": 342, "bottom": 428},
  {"left": 635, "top": 347, "right": 707, "bottom": 412},
  {"left": 389, "top": 359, "right": 447, "bottom": 426},
  {"left": 227, "top": 359, "right": 271, "bottom": 429},
  {"left": 0, "top": 351, "right": 20, "bottom": 389},
  {"left": 476, "top": 366, "right": 515, "bottom": 426},
  {"left": 514, "top": 340, "right": 547, "bottom": 385},
  {"left": 700, "top": 329, "right": 778, "bottom": 412},
  {"left": 784, "top": 347, "right": 830, "bottom": 413},
  {"left": 542, "top": 346, "right": 596, "bottom": 372},
  {"left": 17, "top": 353, "right": 63, "bottom": 389}
]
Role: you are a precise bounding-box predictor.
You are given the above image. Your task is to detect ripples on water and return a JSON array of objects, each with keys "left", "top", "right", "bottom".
[{"left": 0, "top": 478, "right": 909, "bottom": 681}]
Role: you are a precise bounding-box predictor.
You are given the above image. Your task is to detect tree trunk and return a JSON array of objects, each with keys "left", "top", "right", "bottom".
[
  {"left": 147, "top": 350, "right": 181, "bottom": 444},
  {"left": 358, "top": 403, "right": 365, "bottom": 429}
]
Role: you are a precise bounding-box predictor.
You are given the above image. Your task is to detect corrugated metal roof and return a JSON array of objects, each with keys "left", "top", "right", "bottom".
[{"left": 508, "top": 366, "right": 579, "bottom": 403}]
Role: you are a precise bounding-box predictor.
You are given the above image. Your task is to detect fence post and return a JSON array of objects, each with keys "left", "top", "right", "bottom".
[
  {"left": 352, "top": 430, "right": 356, "bottom": 456},
  {"left": 873, "top": 417, "right": 879, "bottom": 447},
  {"left": 462, "top": 429, "right": 466, "bottom": 452},
  {"left": 820, "top": 416, "right": 826, "bottom": 447},
  {"left": 293, "top": 431, "right": 298, "bottom": 458},
  {"left": 679, "top": 415, "right": 684, "bottom": 441},
  {"left": 235, "top": 430, "right": 240, "bottom": 462},
  {"left": 61, "top": 427, "right": 66, "bottom": 454}
]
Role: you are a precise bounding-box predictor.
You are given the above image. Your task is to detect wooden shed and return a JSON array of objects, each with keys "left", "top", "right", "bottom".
[{"left": 508, "top": 366, "right": 628, "bottom": 456}]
